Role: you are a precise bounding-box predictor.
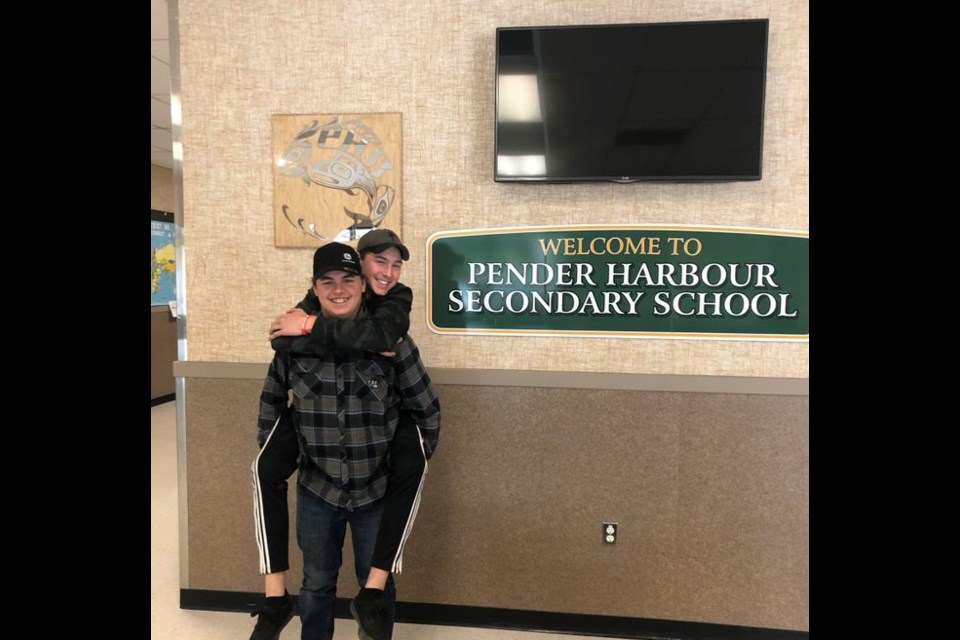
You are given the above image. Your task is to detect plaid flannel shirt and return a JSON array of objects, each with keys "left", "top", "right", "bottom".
[{"left": 258, "top": 328, "right": 440, "bottom": 511}]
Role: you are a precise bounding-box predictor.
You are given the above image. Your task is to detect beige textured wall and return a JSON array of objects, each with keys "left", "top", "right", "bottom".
[
  {"left": 151, "top": 163, "right": 175, "bottom": 212},
  {"left": 178, "top": 0, "right": 808, "bottom": 377}
]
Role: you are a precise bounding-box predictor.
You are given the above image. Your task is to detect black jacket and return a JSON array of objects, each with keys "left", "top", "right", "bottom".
[{"left": 271, "top": 283, "right": 413, "bottom": 354}]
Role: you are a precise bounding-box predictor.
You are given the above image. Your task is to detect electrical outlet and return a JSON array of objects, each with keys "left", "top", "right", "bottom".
[{"left": 603, "top": 521, "right": 618, "bottom": 544}]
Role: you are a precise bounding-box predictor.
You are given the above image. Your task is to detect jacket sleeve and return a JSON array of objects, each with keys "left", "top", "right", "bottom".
[
  {"left": 390, "top": 336, "right": 441, "bottom": 459},
  {"left": 269, "top": 335, "right": 314, "bottom": 353},
  {"left": 273, "top": 283, "right": 413, "bottom": 355},
  {"left": 294, "top": 289, "right": 322, "bottom": 314},
  {"left": 257, "top": 353, "right": 290, "bottom": 447}
]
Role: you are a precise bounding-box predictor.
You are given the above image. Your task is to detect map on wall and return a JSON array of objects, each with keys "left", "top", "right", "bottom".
[{"left": 151, "top": 209, "right": 176, "bottom": 306}]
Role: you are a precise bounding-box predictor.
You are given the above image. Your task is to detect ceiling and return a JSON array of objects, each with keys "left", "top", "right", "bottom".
[{"left": 151, "top": 0, "right": 173, "bottom": 169}]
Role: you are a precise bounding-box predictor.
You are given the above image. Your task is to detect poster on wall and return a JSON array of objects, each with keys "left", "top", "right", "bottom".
[
  {"left": 272, "top": 112, "right": 402, "bottom": 248},
  {"left": 151, "top": 209, "right": 176, "bottom": 307},
  {"left": 428, "top": 225, "right": 809, "bottom": 341}
]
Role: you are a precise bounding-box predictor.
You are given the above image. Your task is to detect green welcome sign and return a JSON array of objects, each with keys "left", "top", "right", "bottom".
[{"left": 427, "top": 225, "right": 808, "bottom": 341}]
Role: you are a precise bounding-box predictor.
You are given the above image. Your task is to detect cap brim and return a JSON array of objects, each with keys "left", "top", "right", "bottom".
[
  {"left": 314, "top": 265, "right": 363, "bottom": 279},
  {"left": 364, "top": 243, "right": 409, "bottom": 261}
]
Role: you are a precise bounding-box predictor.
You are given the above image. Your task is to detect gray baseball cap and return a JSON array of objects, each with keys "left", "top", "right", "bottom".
[{"left": 357, "top": 228, "right": 409, "bottom": 261}]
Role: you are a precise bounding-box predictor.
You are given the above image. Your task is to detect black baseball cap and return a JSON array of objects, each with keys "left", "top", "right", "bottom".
[
  {"left": 313, "top": 242, "right": 362, "bottom": 279},
  {"left": 357, "top": 228, "right": 409, "bottom": 261}
]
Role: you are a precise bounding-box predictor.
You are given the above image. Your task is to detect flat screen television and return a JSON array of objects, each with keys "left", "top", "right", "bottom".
[{"left": 495, "top": 19, "right": 769, "bottom": 183}]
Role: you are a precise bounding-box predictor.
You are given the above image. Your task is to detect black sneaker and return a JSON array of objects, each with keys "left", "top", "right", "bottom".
[
  {"left": 249, "top": 592, "right": 294, "bottom": 640},
  {"left": 349, "top": 587, "right": 389, "bottom": 640}
]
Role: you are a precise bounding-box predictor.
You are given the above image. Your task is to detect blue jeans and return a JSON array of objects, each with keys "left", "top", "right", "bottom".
[{"left": 296, "top": 483, "right": 396, "bottom": 640}]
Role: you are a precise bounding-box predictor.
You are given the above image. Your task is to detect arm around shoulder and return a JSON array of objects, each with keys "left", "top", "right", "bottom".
[{"left": 302, "top": 283, "right": 413, "bottom": 354}]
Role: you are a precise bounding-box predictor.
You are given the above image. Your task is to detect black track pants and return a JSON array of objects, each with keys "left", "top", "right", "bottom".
[
  {"left": 252, "top": 410, "right": 428, "bottom": 576},
  {"left": 370, "top": 417, "right": 428, "bottom": 573},
  {"left": 251, "top": 408, "right": 299, "bottom": 574}
]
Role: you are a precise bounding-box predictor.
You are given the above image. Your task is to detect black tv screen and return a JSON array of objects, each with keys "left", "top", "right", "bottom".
[{"left": 495, "top": 19, "right": 769, "bottom": 183}]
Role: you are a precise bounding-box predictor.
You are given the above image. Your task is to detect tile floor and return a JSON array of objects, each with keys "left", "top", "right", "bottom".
[{"left": 151, "top": 400, "right": 606, "bottom": 640}]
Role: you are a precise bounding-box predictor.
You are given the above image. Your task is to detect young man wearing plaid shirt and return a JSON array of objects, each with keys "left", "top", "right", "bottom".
[{"left": 256, "top": 242, "right": 440, "bottom": 640}]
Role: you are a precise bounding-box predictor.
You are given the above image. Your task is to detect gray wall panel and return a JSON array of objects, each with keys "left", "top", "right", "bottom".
[{"left": 182, "top": 377, "right": 807, "bottom": 630}]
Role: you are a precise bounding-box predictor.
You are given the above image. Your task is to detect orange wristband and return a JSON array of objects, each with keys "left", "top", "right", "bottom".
[{"left": 300, "top": 315, "right": 310, "bottom": 335}]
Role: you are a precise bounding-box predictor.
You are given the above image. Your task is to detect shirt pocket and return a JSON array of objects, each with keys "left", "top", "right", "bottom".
[
  {"left": 354, "top": 359, "right": 391, "bottom": 404},
  {"left": 290, "top": 356, "right": 325, "bottom": 398}
]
